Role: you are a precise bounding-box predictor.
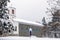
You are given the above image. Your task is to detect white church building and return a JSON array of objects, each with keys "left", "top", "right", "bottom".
[{"left": 8, "top": 7, "right": 44, "bottom": 37}]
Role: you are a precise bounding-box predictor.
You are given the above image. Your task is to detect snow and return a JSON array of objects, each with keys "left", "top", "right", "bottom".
[
  {"left": 13, "top": 18, "right": 44, "bottom": 27},
  {"left": 0, "top": 36, "right": 60, "bottom": 40}
]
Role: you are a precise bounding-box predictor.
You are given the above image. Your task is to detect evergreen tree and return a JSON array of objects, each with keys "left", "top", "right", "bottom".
[
  {"left": 42, "top": 17, "right": 47, "bottom": 25},
  {"left": 0, "top": 0, "right": 14, "bottom": 35},
  {"left": 46, "top": 0, "right": 60, "bottom": 38}
]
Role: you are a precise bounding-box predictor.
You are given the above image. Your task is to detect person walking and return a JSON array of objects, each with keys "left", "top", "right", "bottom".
[{"left": 29, "top": 28, "right": 32, "bottom": 36}]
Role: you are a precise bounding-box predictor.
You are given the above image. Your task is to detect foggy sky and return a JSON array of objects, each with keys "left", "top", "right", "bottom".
[{"left": 8, "top": 0, "right": 51, "bottom": 23}]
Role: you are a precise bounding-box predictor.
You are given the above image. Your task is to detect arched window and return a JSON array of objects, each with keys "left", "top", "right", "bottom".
[{"left": 12, "top": 9, "right": 14, "bottom": 14}]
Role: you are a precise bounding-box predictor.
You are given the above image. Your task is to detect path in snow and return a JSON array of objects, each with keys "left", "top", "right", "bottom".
[{"left": 0, "top": 36, "right": 60, "bottom": 40}]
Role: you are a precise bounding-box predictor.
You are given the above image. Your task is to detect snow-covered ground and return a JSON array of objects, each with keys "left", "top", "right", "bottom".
[{"left": 0, "top": 36, "right": 60, "bottom": 40}]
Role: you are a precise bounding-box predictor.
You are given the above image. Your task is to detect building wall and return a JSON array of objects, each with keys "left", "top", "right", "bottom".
[
  {"left": 8, "top": 7, "right": 19, "bottom": 35},
  {"left": 19, "top": 23, "right": 43, "bottom": 37},
  {"left": 13, "top": 21, "right": 19, "bottom": 35}
]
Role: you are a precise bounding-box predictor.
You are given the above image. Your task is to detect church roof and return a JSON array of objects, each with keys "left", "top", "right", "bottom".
[{"left": 13, "top": 18, "right": 44, "bottom": 27}]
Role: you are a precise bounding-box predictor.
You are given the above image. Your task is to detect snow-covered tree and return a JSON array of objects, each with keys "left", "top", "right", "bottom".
[
  {"left": 0, "top": 0, "right": 14, "bottom": 35},
  {"left": 47, "top": 0, "right": 60, "bottom": 14},
  {"left": 46, "top": 0, "right": 60, "bottom": 38}
]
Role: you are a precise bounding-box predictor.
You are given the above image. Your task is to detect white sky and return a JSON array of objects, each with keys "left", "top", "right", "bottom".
[{"left": 8, "top": 0, "right": 51, "bottom": 23}]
